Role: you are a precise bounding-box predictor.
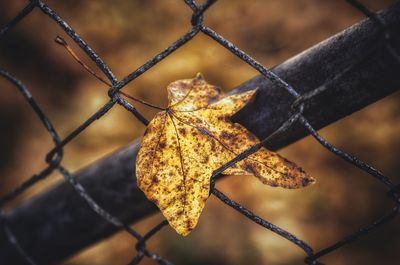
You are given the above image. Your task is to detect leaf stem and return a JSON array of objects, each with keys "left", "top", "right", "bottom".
[{"left": 55, "top": 36, "right": 165, "bottom": 111}]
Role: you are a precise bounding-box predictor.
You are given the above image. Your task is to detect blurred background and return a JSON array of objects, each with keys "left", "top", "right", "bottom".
[{"left": 0, "top": 0, "right": 399, "bottom": 264}]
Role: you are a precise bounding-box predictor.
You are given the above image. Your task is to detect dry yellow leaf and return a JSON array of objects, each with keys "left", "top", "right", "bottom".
[{"left": 136, "top": 73, "right": 314, "bottom": 236}]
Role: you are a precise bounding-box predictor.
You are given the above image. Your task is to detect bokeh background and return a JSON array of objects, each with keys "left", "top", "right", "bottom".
[{"left": 1, "top": 0, "right": 399, "bottom": 264}]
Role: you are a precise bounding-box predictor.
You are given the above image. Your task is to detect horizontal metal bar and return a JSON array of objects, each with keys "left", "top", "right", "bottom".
[{"left": 1, "top": 2, "right": 399, "bottom": 264}]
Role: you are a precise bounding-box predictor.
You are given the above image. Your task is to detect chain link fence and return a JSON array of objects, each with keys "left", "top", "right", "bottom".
[{"left": 0, "top": 0, "right": 399, "bottom": 264}]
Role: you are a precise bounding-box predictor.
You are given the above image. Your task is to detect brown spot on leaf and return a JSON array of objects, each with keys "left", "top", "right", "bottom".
[
  {"left": 152, "top": 176, "right": 159, "bottom": 183},
  {"left": 186, "top": 220, "right": 193, "bottom": 230},
  {"left": 245, "top": 163, "right": 255, "bottom": 174},
  {"left": 178, "top": 128, "right": 186, "bottom": 136},
  {"left": 302, "top": 178, "right": 310, "bottom": 186},
  {"left": 150, "top": 198, "right": 159, "bottom": 205},
  {"left": 210, "top": 140, "right": 216, "bottom": 152}
]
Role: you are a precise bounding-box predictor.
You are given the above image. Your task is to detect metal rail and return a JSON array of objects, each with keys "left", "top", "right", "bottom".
[{"left": 1, "top": 2, "right": 399, "bottom": 264}]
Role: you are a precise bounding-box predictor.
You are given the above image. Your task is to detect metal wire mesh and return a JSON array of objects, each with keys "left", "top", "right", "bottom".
[{"left": 0, "top": 0, "right": 399, "bottom": 264}]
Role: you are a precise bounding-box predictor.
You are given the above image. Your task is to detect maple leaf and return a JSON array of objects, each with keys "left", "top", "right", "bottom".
[{"left": 136, "top": 73, "right": 314, "bottom": 236}]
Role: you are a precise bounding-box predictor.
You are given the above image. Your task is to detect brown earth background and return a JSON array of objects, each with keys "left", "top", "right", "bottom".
[{"left": 0, "top": 0, "right": 399, "bottom": 265}]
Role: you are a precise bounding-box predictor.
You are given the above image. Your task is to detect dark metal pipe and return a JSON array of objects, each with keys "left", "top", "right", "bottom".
[{"left": 1, "top": 3, "right": 399, "bottom": 264}]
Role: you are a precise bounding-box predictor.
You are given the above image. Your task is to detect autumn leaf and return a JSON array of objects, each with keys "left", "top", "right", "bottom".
[{"left": 136, "top": 73, "right": 314, "bottom": 236}]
